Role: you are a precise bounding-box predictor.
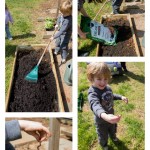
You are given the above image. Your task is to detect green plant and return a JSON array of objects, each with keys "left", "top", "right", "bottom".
[{"left": 45, "top": 18, "right": 55, "bottom": 29}]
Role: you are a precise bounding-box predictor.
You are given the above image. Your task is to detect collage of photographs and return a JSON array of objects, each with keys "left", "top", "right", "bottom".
[{"left": 3, "top": 0, "right": 147, "bottom": 150}]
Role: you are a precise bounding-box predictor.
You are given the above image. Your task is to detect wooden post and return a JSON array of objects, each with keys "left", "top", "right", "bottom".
[
  {"left": 48, "top": 118, "right": 60, "bottom": 150},
  {"left": 56, "top": 0, "right": 61, "bottom": 18}
]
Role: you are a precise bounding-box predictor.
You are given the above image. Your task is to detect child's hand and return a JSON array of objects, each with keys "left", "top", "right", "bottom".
[
  {"left": 122, "top": 96, "right": 128, "bottom": 104},
  {"left": 50, "top": 36, "right": 54, "bottom": 41},
  {"left": 101, "top": 113, "right": 121, "bottom": 124},
  {"left": 55, "top": 24, "right": 58, "bottom": 30}
]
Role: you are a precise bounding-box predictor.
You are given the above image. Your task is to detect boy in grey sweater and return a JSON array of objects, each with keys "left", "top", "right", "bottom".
[
  {"left": 87, "top": 62, "right": 128, "bottom": 150},
  {"left": 51, "top": 0, "right": 72, "bottom": 63}
]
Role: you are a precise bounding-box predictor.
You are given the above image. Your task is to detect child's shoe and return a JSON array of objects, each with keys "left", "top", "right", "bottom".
[
  {"left": 112, "top": 137, "right": 119, "bottom": 142},
  {"left": 54, "top": 51, "right": 58, "bottom": 55},
  {"left": 8, "top": 37, "right": 13, "bottom": 40},
  {"left": 102, "top": 146, "right": 108, "bottom": 150}
]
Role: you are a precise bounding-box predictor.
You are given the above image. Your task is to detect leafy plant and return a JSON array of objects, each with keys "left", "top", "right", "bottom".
[{"left": 45, "top": 18, "right": 55, "bottom": 29}]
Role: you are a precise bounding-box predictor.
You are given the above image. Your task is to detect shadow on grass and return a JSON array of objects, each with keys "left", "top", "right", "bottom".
[
  {"left": 13, "top": 33, "right": 36, "bottom": 40},
  {"left": 5, "top": 44, "right": 17, "bottom": 57},
  {"left": 78, "top": 40, "right": 98, "bottom": 56},
  {"left": 109, "top": 140, "right": 130, "bottom": 150},
  {"left": 111, "top": 71, "right": 144, "bottom": 84}
]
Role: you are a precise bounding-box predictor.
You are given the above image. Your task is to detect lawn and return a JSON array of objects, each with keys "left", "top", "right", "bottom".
[
  {"left": 78, "top": 62, "right": 145, "bottom": 150},
  {"left": 5, "top": 0, "right": 52, "bottom": 95},
  {"left": 78, "top": 1, "right": 112, "bottom": 56}
]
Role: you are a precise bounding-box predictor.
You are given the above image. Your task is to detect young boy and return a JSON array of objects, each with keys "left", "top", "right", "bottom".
[
  {"left": 87, "top": 62, "right": 128, "bottom": 150},
  {"left": 50, "top": 0, "right": 72, "bottom": 63}
]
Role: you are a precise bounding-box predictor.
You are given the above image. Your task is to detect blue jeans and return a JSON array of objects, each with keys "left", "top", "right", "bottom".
[
  {"left": 55, "top": 34, "right": 71, "bottom": 59},
  {"left": 5, "top": 24, "right": 12, "bottom": 39}
]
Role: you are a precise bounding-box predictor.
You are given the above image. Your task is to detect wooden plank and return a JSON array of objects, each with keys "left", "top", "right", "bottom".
[
  {"left": 5, "top": 47, "right": 18, "bottom": 112},
  {"left": 49, "top": 45, "right": 65, "bottom": 112},
  {"left": 43, "top": 34, "right": 52, "bottom": 39},
  {"left": 48, "top": 118, "right": 60, "bottom": 150},
  {"left": 6, "top": 44, "right": 64, "bottom": 112},
  {"left": 96, "top": 14, "right": 141, "bottom": 56},
  {"left": 127, "top": 14, "right": 140, "bottom": 56}
]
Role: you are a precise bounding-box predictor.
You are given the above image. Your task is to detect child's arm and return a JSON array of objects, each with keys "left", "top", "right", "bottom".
[
  {"left": 8, "top": 11, "right": 13, "bottom": 24},
  {"left": 52, "top": 17, "right": 71, "bottom": 40},
  {"left": 101, "top": 113, "right": 121, "bottom": 124}
]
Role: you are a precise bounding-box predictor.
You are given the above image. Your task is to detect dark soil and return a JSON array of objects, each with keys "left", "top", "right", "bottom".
[
  {"left": 98, "top": 17, "right": 137, "bottom": 56},
  {"left": 8, "top": 49, "right": 59, "bottom": 112}
]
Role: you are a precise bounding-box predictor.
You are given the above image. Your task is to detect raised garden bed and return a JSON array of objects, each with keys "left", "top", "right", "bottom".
[
  {"left": 96, "top": 14, "right": 140, "bottom": 56},
  {"left": 6, "top": 45, "right": 64, "bottom": 112}
]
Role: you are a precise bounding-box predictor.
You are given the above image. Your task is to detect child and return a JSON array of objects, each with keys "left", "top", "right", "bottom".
[
  {"left": 5, "top": 3, "right": 13, "bottom": 40},
  {"left": 87, "top": 62, "right": 128, "bottom": 150},
  {"left": 50, "top": 0, "right": 72, "bottom": 63}
]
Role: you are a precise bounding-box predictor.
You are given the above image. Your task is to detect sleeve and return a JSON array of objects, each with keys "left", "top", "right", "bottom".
[
  {"left": 78, "top": 0, "right": 84, "bottom": 11},
  {"left": 5, "top": 120, "right": 22, "bottom": 142},
  {"left": 88, "top": 90, "right": 106, "bottom": 118},
  {"left": 8, "top": 12, "right": 13, "bottom": 23},
  {"left": 107, "top": 85, "right": 122, "bottom": 100},
  {"left": 113, "top": 93, "right": 122, "bottom": 100},
  {"left": 53, "top": 19, "right": 70, "bottom": 39}
]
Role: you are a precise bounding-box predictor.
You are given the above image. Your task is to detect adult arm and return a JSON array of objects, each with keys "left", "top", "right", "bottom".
[{"left": 5, "top": 120, "right": 22, "bottom": 142}]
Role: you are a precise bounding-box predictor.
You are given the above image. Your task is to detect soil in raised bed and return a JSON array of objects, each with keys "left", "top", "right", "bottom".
[
  {"left": 99, "top": 17, "right": 137, "bottom": 56},
  {"left": 8, "top": 49, "right": 59, "bottom": 112}
]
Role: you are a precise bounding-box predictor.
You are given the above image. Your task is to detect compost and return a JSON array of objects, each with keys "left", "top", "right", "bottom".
[
  {"left": 98, "top": 17, "right": 137, "bottom": 56},
  {"left": 8, "top": 49, "right": 58, "bottom": 112}
]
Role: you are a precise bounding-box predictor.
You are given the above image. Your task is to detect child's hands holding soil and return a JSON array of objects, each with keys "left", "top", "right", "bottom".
[
  {"left": 101, "top": 113, "right": 121, "bottom": 124},
  {"left": 122, "top": 96, "right": 128, "bottom": 104},
  {"left": 18, "top": 120, "right": 51, "bottom": 142}
]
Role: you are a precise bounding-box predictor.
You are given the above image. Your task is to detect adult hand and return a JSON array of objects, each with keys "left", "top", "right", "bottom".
[
  {"left": 79, "top": 32, "right": 88, "bottom": 39},
  {"left": 122, "top": 96, "right": 128, "bottom": 104},
  {"left": 18, "top": 120, "right": 51, "bottom": 142}
]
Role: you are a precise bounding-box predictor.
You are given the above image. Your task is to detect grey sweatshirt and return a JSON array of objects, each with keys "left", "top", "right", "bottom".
[
  {"left": 53, "top": 15, "right": 72, "bottom": 39},
  {"left": 88, "top": 85, "right": 122, "bottom": 124},
  {"left": 5, "top": 120, "right": 22, "bottom": 142}
]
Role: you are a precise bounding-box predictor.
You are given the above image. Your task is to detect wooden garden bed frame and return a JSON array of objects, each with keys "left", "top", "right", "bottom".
[
  {"left": 6, "top": 44, "right": 64, "bottom": 112},
  {"left": 96, "top": 14, "right": 141, "bottom": 56}
]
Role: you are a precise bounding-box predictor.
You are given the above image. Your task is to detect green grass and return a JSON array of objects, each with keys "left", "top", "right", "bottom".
[
  {"left": 5, "top": 0, "right": 47, "bottom": 94},
  {"left": 78, "top": 1, "right": 112, "bottom": 56},
  {"left": 78, "top": 62, "right": 145, "bottom": 150}
]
